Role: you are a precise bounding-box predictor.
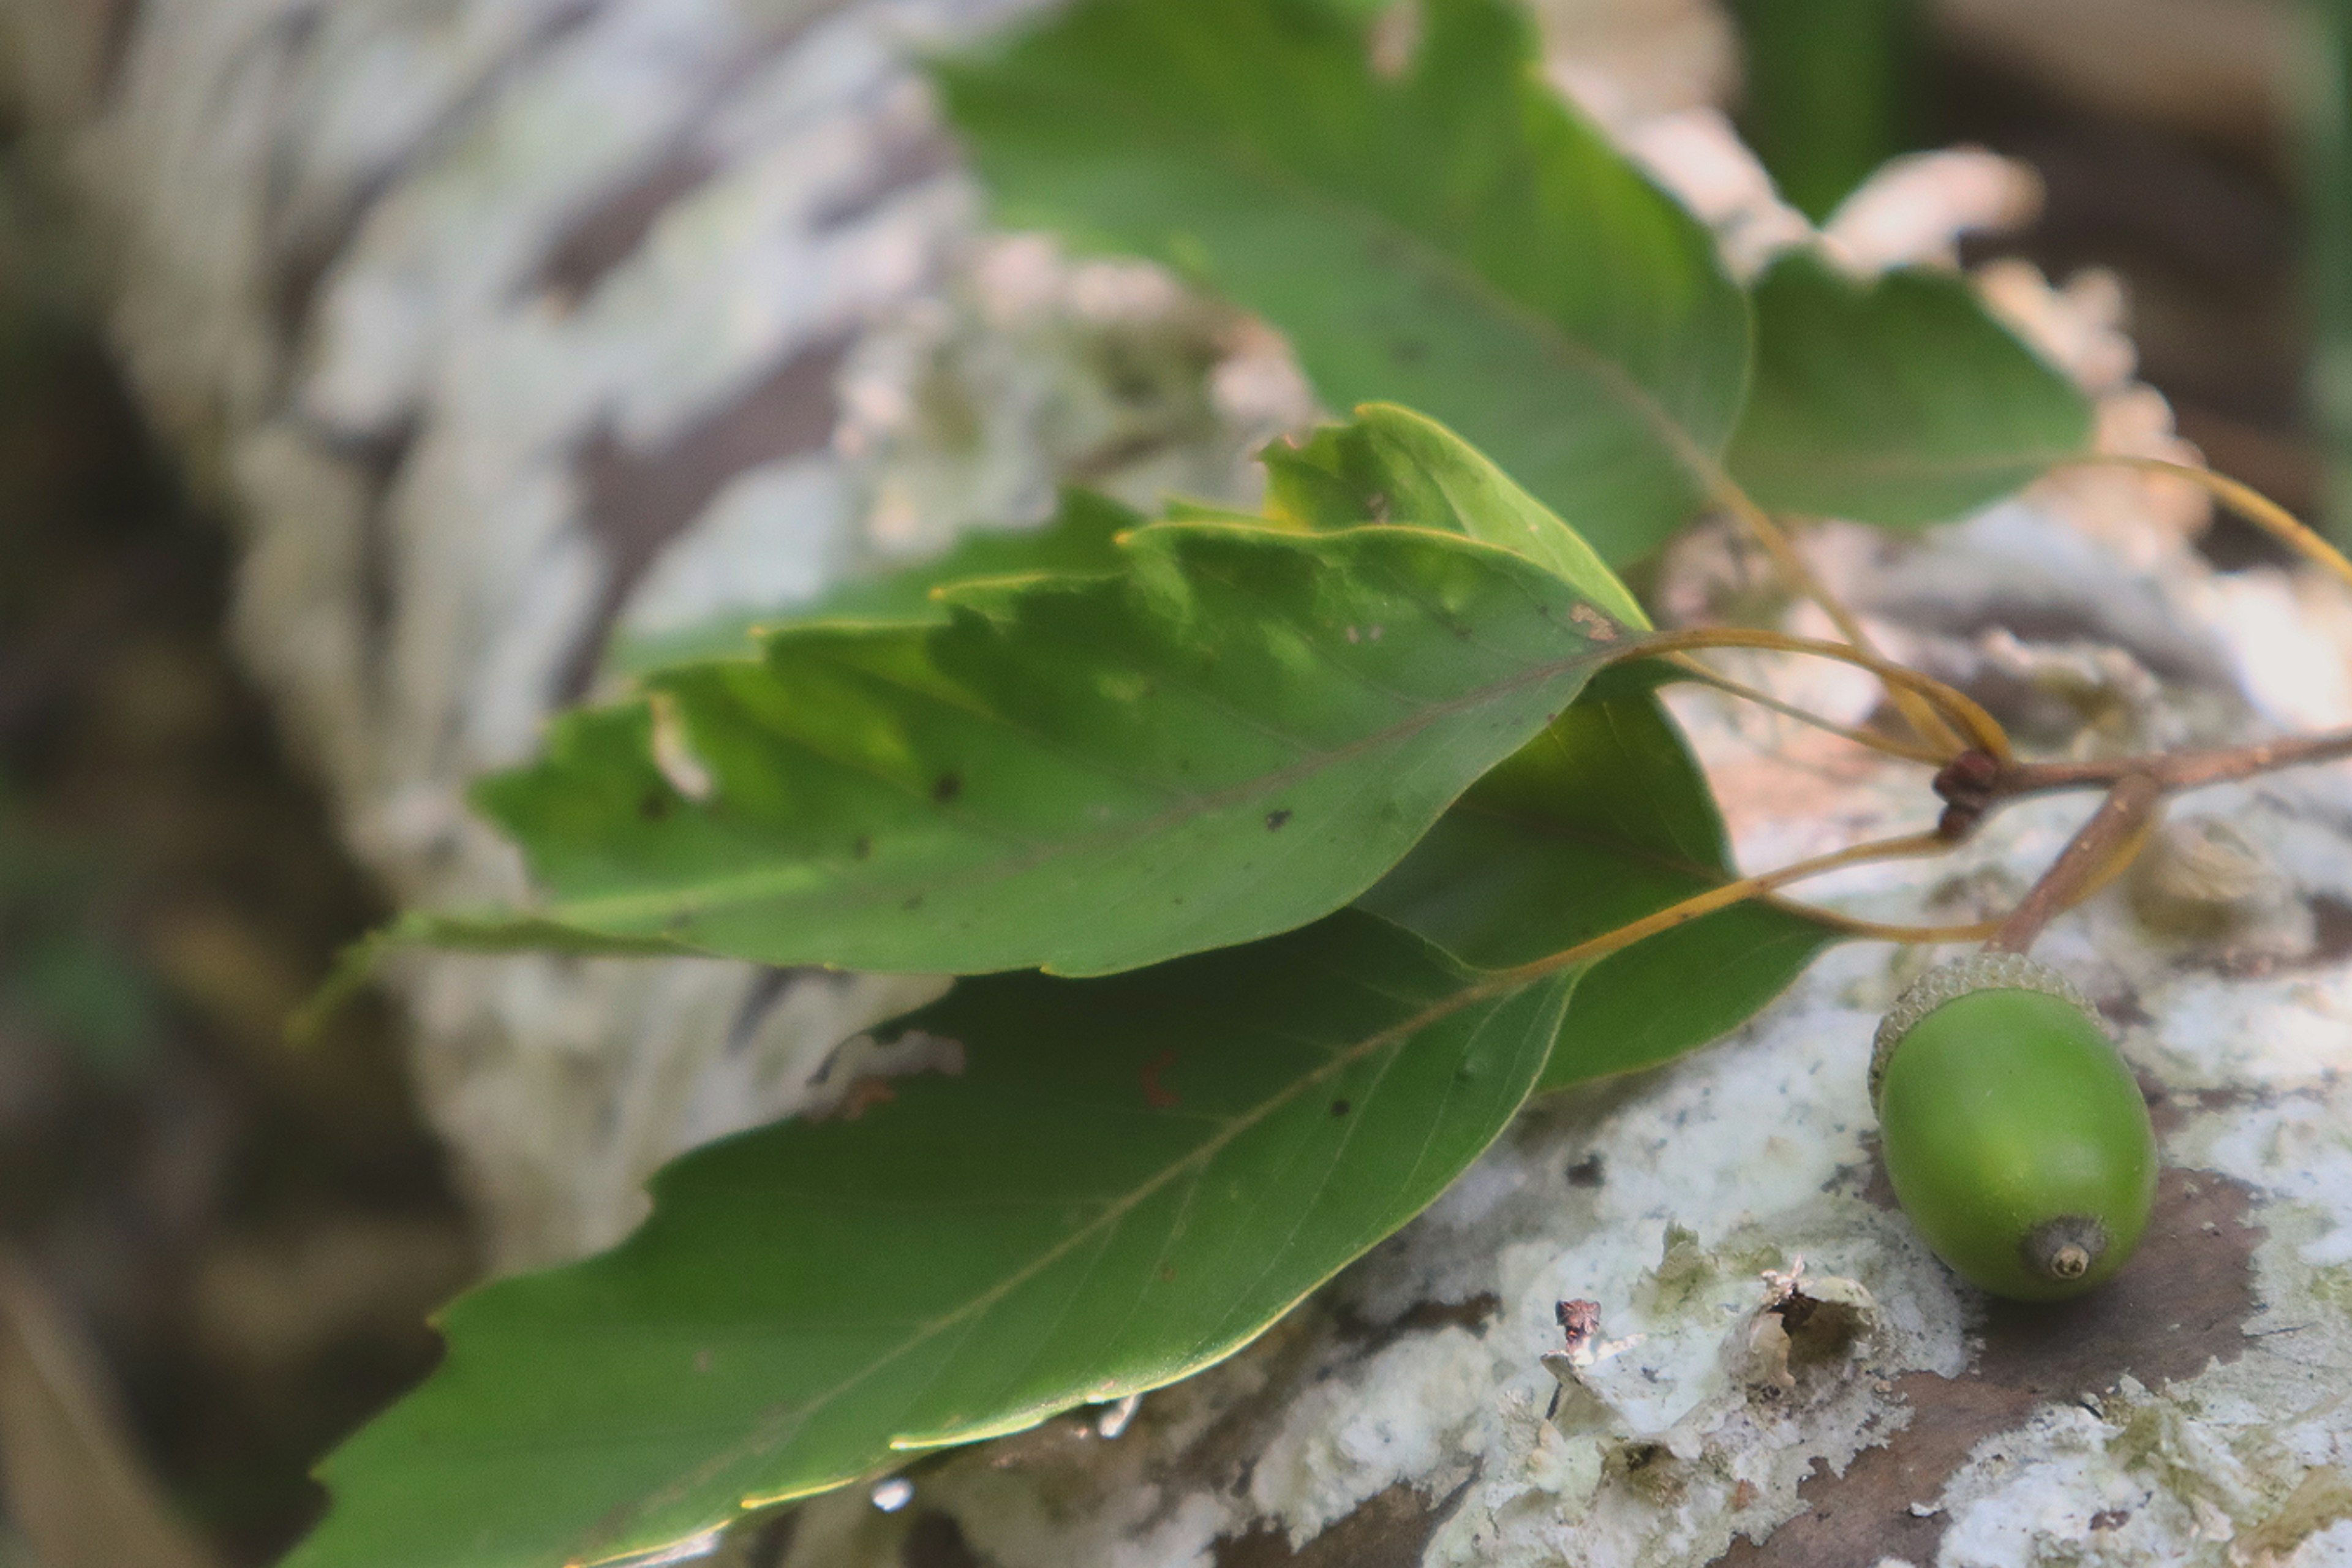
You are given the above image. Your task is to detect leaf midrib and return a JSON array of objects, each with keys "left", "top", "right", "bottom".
[
  {"left": 543, "top": 622, "right": 1615, "bottom": 939},
  {"left": 1441, "top": 794, "right": 1727, "bottom": 886},
  {"left": 995, "top": 51, "right": 1733, "bottom": 492},
  {"left": 1733, "top": 443, "right": 2089, "bottom": 481},
  {"left": 583, "top": 956, "right": 1549, "bottom": 1559},
  {"left": 1235, "top": 148, "right": 1719, "bottom": 477}
]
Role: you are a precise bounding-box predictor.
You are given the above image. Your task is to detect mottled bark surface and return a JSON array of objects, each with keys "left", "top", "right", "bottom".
[
  {"left": 6, "top": 1, "right": 2352, "bottom": 1564},
  {"left": 1, "top": 0, "right": 1329, "bottom": 1268}
]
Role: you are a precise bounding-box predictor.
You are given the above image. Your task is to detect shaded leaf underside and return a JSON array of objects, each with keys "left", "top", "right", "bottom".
[
  {"left": 1360, "top": 669, "right": 1839, "bottom": 1089},
  {"left": 287, "top": 913, "right": 1574, "bottom": 1568},
  {"left": 1725, "top": 249, "right": 2094, "bottom": 527},
  {"left": 937, "top": 0, "right": 1752, "bottom": 564}
]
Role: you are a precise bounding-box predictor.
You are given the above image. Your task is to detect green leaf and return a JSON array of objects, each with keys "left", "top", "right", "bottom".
[
  {"left": 1727, "top": 0, "right": 1920, "bottom": 222},
  {"left": 285, "top": 912, "right": 1574, "bottom": 1568},
  {"left": 1267, "top": 404, "right": 1650, "bottom": 627},
  {"left": 1548, "top": 899, "right": 1837, "bottom": 1086},
  {"left": 605, "top": 490, "right": 1142, "bottom": 674},
  {"left": 1357, "top": 669, "right": 1838, "bottom": 1089},
  {"left": 617, "top": 405, "right": 1630, "bottom": 688},
  {"left": 470, "top": 521, "right": 1630, "bottom": 978},
  {"left": 935, "top": 0, "right": 1751, "bottom": 564},
  {"left": 1725, "top": 249, "right": 2094, "bottom": 527}
]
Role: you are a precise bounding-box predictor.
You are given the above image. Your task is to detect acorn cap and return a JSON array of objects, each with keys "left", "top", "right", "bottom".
[{"left": 1870, "top": 952, "right": 2104, "bottom": 1112}]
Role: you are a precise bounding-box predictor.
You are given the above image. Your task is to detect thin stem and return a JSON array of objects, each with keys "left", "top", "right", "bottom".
[
  {"left": 2065, "top": 453, "right": 2352, "bottom": 595},
  {"left": 1622, "top": 627, "right": 2012, "bottom": 763},
  {"left": 1706, "top": 478, "right": 1968, "bottom": 754},
  {"left": 1996, "top": 727, "right": 2352, "bottom": 798},
  {"left": 1662, "top": 653, "right": 1951, "bottom": 765},
  {"left": 1765, "top": 898, "right": 2002, "bottom": 944},
  {"left": 1984, "top": 774, "right": 2163, "bottom": 955},
  {"left": 1490, "top": 831, "right": 1953, "bottom": 985}
]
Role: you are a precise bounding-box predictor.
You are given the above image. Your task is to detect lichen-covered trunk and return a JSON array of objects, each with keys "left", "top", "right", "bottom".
[{"left": 6, "top": 1, "right": 2351, "bottom": 1564}]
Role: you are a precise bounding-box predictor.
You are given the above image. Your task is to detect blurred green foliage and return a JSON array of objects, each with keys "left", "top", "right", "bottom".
[
  {"left": 0, "top": 129, "right": 471, "bottom": 1565},
  {"left": 1730, "top": 0, "right": 1920, "bottom": 222},
  {"left": 0, "top": 808, "right": 161, "bottom": 1076}
]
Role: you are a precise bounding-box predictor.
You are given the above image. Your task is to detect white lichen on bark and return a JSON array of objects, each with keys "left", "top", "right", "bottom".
[{"left": 1, "top": 0, "right": 1316, "bottom": 1266}]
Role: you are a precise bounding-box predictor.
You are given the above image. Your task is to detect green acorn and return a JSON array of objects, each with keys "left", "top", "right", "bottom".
[{"left": 1871, "top": 954, "right": 2158, "bottom": 1301}]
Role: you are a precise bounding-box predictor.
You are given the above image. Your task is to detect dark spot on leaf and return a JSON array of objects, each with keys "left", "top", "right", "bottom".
[
  {"left": 1158, "top": 1265, "right": 1177, "bottom": 1283},
  {"left": 1265, "top": 809, "right": 1292, "bottom": 832},
  {"left": 933, "top": 773, "right": 962, "bottom": 804},
  {"left": 1391, "top": 337, "right": 1429, "bottom": 364},
  {"left": 639, "top": 790, "right": 671, "bottom": 820},
  {"left": 853, "top": 835, "right": 872, "bottom": 861},
  {"left": 1330, "top": 1099, "right": 1351, "bottom": 1117},
  {"left": 902, "top": 894, "right": 924, "bottom": 911},
  {"left": 1141, "top": 1050, "right": 1180, "bottom": 1110},
  {"left": 1567, "top": 1154, "right": 1605, "bottom": 1188}
]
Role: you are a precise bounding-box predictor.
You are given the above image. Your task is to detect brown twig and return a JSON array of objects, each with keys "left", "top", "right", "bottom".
[
  {"left": 1577, "top": 461, "right": 2352, "bottom": 969},
  {"left": 1992, "top": 728, "right": 2352, "bottom": 798},
  {"left": 1983, "top": 774, "right": 2163, "bottom": 955}
]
